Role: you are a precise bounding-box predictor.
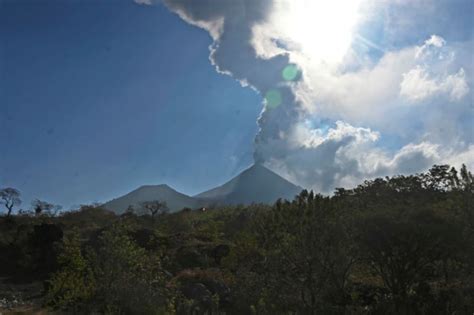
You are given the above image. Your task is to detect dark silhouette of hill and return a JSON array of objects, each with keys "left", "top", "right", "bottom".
[
  {"left": 103, "top": 164, "right": 303, "bottom": 213},
  {"left": 195, "top": 163, "right": 302, "bottom": 205},
  {"left": 103, "top": 184, "right": 204, "bottom": 214}
]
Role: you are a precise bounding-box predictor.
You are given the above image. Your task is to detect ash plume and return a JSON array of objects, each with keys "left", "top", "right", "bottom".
[{"left": 161, "top": 0, "right": 473, "bottom": 192}]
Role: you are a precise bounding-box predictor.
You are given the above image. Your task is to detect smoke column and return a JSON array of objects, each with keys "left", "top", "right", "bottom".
[{"left": 162, "top": 0, "right": 303, "bottom": 164}]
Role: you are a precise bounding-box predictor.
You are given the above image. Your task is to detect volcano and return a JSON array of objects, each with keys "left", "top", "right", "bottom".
[
  {"left": 103, "top": 164, "right": 303, "bottom": 213},
  {"left": 195, "top": 163, "right": 302, "bottom": 205}
]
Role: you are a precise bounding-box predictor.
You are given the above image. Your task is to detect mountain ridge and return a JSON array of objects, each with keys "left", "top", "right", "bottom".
[{"left": 102, "top": 164, "right": 303, "bottom": 213}]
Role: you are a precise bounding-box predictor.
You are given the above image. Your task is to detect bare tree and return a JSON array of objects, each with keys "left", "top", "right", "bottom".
[
  {"left": 0, "top": 187, "right": 21, "bottom": 217},
  {"left": 32, "top": 199, "right": 60, "bottom": 216},
  {"left": 140, "top": 200, "right": 169, "bottom": 218}
]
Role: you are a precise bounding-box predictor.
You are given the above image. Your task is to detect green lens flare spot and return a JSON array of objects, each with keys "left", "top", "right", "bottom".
[
  {"left": 282, "top": 64, "right": 299, "bottom": 81},
  {"left": 265, "top": 89, "right": 282, "bottom": 109}
]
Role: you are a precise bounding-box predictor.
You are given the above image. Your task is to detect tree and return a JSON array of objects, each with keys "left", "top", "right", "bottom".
[
  {"left": 459, "top": 163, "right": 474, "bottom": 192},
  {"left": 245, "top": 192, "right": 355, "bottom": 314},
  {"left": 32, "top": 199, "right": 60, "bottom": 216},
  {"left": 91, "top": 223, "right": 172, "bottom": 313},
  {"left": 45, "top": 233, "right": 96, "bottom": 311},
  {"left": 0, "top": 187, "right": 21, "bottom": 217},
  {"left": 421, "top": 164, "right": 458, "bottom": 191},
  {"left": 140, "top": 200, "right": 169, "bottom": 218},
  {"left": 356, "top": 211, "right": 465, "bottom": 313}
]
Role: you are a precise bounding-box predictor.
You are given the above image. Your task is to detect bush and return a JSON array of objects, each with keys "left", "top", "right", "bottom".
[
  {"left": 45, "top": 232, "right": 96, "bottom": 311},
  {"left": 46, "top": 224, "right": 175, "bottom": 314}
]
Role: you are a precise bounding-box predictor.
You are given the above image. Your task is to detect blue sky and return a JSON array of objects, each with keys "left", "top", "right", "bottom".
[
  {"left": 1, "top": 0, "right": 261, "bottom": 209},
  {"left": 1, "top": 0, "right": 473, "bottom": 210}
]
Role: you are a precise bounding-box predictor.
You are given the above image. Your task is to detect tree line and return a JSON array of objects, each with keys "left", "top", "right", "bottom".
[{"left": 0, "top": 187, "right": 61, "bottom": 217}]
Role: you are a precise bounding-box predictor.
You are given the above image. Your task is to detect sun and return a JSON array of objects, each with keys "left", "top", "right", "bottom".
[{"left": 271, "top": 0, "right": 362, "bottom": 63}]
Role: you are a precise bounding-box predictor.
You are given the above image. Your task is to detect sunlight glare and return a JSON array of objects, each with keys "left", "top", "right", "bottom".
[{"left": 272, "top": 0, "right": 362, "bottom": 63}]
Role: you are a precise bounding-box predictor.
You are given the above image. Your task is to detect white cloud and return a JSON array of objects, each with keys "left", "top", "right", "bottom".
[
  {"left": 425, "top": 35, "right": 446, "bottom": 48},
  {"left": 264, "top": 122, "right": 446, "bottom": 192},
  {"left": 446, "top": 145, "right": 474, "bottom": 170},
  {"left": 269, "top": 120, "right": 473, "bottom": 192},
  {"left": 398, "top": 36, "right": 470, "bottom": 102},
  {"left": 294, "top": 47, "right": 416, "bottom": 127},
  {"left": 444, "top": 69, "right": 470, "bottom": 100},
  {"left": 400, "top": 66, "right": 439, "bottom": 101},
  {"left": 400, "top": 66, "right": 468, "bottom": 102},
  {"left": 288, "top": 36, "right": 472, "bottom": 157}
]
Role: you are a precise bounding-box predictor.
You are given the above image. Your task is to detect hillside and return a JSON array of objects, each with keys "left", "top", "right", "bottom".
[
  {"left": 103, "top": 164, "right": 303, "bottom": 213},
  {"left": 102, "top": 184, "right": 204, "bottom": 213},
  {"left": 2, "top": 165, "right": 472, "bottom": 314}
]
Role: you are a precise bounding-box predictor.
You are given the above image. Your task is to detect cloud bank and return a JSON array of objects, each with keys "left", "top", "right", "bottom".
[{"left": 161, "top": 0, "right": 473, "bottom": 192}]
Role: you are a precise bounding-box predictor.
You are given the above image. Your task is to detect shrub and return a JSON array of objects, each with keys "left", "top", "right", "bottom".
[{"left": 45, "top": 232, "right": 96, "bottom": 311}]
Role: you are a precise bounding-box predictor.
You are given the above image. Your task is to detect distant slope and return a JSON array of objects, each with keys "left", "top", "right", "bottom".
[
  {"left": 103, "top": 184, "right": 203, "bottom": 214},
  {"left": 103, "top": 164, "right": 303, "bottom": 214},
  {"left": 195, "top": 164, "right": 303, "bottom": 205}
]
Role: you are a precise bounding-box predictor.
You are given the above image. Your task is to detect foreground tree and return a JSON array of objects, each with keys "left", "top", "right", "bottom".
[
  {"left": 45, "top": 233, "right": 96, "bottom": 311},
  {"left": 237, "top": 191, "right": 356, "bottom": 314},
  {"left": 356, "top": 211, "right": 466, "bottom": 313},
  {"left": 0, "top": 187, "right": 21, "bottom": 217},
  {"left": 47, "top": 223, "right": 174, "bottom": 313}
]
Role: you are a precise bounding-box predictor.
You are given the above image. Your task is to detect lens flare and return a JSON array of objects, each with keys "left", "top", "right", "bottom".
[
  {"left": 265, "top": 89, "right": 282, "bottom": 108},
  {"left": 282, "top": 64, "right": 299, "bottom": 81}
]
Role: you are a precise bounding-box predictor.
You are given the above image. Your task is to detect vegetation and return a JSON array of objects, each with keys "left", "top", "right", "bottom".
[
  {"left": 0, "top": 165, "right": 473, "bottom": 314},
  {"left": 0, "top": 187, "right": 21, "bottom": 217},
  {"left": 141, "top": 200, "right": 170, "bottom": 218}
]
